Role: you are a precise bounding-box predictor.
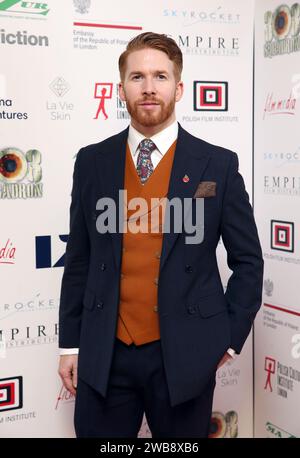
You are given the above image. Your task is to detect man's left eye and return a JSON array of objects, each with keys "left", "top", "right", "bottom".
[{"left": 158, "top": 75, "right": 166, "bottom": 79}]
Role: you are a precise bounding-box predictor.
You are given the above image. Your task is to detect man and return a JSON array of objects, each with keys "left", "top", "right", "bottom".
[{"left": 58, "top": 32, "right": 264, "bottom": 438}]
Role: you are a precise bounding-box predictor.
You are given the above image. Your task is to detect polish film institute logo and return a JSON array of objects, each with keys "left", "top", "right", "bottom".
[
  {"left": 271, "top": 220, "right": 294, "bottom": 252},
  {"left": 0, "top": 376, "right": 23, "bottom": 412},
  {"left": 193, "top": 81, "right": 228, "bottom": 111},
  {"left": 93, "top": 83, "right": 113, "bottom": 120}
]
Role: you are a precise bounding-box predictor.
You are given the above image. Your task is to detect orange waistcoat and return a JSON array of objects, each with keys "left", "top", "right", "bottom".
[{"left": 116, "top": 139, "right": 177, "bottom": 345}]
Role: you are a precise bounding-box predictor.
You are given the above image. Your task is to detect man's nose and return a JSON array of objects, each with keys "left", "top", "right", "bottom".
[{"left": 142, "top": 77, "right": 156, "bottom": 95}]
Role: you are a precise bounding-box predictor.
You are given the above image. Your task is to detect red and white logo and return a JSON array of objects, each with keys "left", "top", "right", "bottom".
[
  {"left": 193, "top": 81, "right": 228, "bottom": 111},
  {"left": 264, "top": 357, "right": 275, "bottom": 392},
  {"left": 93, "top": 82, "right": 113, "bottom": 120},
  {"left": 0, "top": 376, "right": 23, "bottom": 412},
  {"left": 271, "top": 220, "right": 294, "bottom": 252}
]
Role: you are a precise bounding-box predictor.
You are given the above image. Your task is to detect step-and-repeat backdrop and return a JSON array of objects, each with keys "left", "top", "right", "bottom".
[
  {"left": 1, "top": 0, "right": 255, "bottom": 437},
  {"left": 254, "top": 0, "right": 300, "bottom": 438}
]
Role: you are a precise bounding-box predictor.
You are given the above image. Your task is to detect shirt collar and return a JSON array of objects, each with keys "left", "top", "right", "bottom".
[{"left": 128, "top": 120, "right": 178, "bottom": 157}]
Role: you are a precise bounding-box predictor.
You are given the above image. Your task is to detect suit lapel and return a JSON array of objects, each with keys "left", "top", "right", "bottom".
[
  {"left": 159, "top": 124, "right": 211, "bottom": 272},
  {"left": 95, "top": 127, "right": 128, "bottom": 270}
]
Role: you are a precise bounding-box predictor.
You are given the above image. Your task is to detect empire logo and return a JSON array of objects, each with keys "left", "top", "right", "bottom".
[
  {"left": 0, "top": 0, "right": 50, "bottom": 16},
  {"left": 0, "top": 376, "right": 23, "bottom": 412},
  {"left": 0, "top": 323, "right": 58, "bottom": 350}
]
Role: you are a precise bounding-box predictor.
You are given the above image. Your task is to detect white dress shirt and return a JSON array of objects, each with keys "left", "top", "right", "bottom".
[
  {"left": 128, "top": 120, "right": 178, "bottom": 169},
  {"left": 60, "top": 120, "right": 236, "bottom": 360}
]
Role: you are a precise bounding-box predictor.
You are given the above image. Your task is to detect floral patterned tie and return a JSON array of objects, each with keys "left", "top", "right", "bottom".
[{"left": 136, "top": 139, "right": 156, "bottom": 184}]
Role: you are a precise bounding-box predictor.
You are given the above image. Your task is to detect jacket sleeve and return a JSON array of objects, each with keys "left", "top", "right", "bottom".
[
  {"left": 58, "top": 148, "right": 90, "bottom": 348},
  {"left": 220, "top": 152, "right": 264, "bottom": 354}
]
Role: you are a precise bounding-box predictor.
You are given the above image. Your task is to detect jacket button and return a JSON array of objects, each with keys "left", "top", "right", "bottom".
[
  {"left": 153, "top": 305, "right": 158, "bottom": 312},
  {"left": 97, "top": 301, "right": 104, "bottom": 309},
  {"left": 187, "top": 305, "right": 196, "bottom": 314},
  {"left": 121, "top": 273, "right": 125, "bottom": 279},
  {"left": 185, "top": 265, "right": 193, "bottom": 273},
  {"left": 155, "top": 251, "right": 161, "bottom": 259},
  {"left": 100, "top": 263, "right": 106, "bottom": 271},
  {"left": 154, "top": 278, "right": 159, "bottom": 286}
]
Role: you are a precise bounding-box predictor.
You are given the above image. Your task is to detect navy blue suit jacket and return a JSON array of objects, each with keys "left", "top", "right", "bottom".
[{"left": 59, "top": 123, "right": 264, "bottom": 406}]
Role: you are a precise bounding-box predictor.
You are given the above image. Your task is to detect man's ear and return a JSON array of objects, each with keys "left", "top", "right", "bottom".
[
  {"left": 175, "top": 81, "right": 184, "bottom": 102},
  {"left": 119, "top": 82, "right": 126, "bottom": 102}
]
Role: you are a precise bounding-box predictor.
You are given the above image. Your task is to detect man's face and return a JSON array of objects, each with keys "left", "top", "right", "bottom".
[{"left": 119, "top": 48, "right": 183, "bottom": 132}]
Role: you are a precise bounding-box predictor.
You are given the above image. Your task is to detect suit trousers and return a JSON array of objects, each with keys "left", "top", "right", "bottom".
[{"left": 74, "top": 337, "right": 216, "bottom": 438}]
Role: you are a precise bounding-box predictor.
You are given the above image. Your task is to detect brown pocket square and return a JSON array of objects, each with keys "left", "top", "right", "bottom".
[{"left": 193, "top": 181, "right": 217, "bottom": 198}]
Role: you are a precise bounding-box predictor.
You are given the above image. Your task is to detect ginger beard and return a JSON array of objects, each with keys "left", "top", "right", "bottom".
[{"left": 124, "top": 92, "right": 176, "bottom": 127}]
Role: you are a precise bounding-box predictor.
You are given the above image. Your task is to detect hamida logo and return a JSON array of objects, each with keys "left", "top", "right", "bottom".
[{"left": 0, "top": 0, "right": 50, "bottom": 16}]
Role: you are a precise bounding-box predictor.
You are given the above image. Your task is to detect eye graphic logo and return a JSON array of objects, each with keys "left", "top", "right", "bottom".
[
  {"left": 0, "top": 376, "right": 23, "bottom": 412},
  {"left": 270, "top": 220, "right": 294, "bottom": 253},
  {"left": 193, "top": 81, "right": 228, "bottom": 111}
]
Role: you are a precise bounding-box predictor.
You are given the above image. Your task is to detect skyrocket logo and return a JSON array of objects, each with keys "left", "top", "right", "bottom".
[
  {"left": 0, "top": 0, "right": 50, "bottom": 16},
  {"left": 193, "top": 81, "right": 228, "bottom": 111},
  {"left": 270, "top": 220, "right": 294, "bottom": 253},
  {"left": 0, "top": 376, "right": 23, "bottom": 412}
]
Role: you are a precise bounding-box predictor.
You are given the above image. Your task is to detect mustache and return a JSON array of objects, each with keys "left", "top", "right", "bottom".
[{"left": 137, "top": 98, "right": 162, "bottom": 104}]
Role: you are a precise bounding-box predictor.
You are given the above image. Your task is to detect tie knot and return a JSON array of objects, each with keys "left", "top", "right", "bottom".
[{"left": 139, "top": 138, "right": 156, "bottom": 154}]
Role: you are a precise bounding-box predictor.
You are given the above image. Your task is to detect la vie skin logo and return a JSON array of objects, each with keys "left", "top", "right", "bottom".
[{"left": 0, "top": 0, "right": 50, "bottom": 16}]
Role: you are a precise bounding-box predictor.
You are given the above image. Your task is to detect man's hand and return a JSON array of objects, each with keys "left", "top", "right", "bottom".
[
  {"left": 217, "top": 352, "right": 233, "bottom": 369},
  {"left": 58, "top": 354, "right": 78, "bottom": 396}
]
